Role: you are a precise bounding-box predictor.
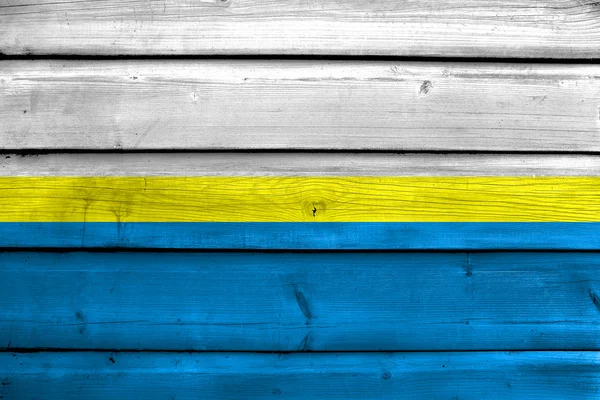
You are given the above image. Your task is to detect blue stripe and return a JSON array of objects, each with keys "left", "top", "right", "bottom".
[
  {"left": 0, "top": 222, "right": 598, "bottom": 249},
  {"left": 3, "top": 251, "right": 600, "bottom": 351}
]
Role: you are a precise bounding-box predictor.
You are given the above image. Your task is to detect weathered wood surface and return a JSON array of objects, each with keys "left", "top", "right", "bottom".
[
  {"left": 5, "top": 153, "right": 600, "bottom": 177},
  {"left": 3, "top": 252, "right": 600, "bottom": 351},
  {"left": 1, "top": 0, "right": 600, "bottom": 58},
  {"left": 2, "top": 61, "right": 599, "bottom": 151},
  {"left": 4, "top": 156, "right": 600, "bottom": 249},
  {"left": 4, "top": 176, "right": 600, "bottom": 222},
  {"left": 3, "top": 222, "right": 600, "bottom": 249},
  {"left": 1, "top": 351, "right": 599, "bottom": 399}
]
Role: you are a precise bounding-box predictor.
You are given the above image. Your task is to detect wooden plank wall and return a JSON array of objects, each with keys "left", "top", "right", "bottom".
[
  {"left": 2, "top": 1, "right": 600, "bottom": 399},
  {"left": 2, "top": 61, "right": 599, "bottom": 151},
  {"left": 1, "top": 0, "right": 600, "bottom": 57}
]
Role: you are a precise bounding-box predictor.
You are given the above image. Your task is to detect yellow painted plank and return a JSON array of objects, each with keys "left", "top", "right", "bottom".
[{"left": 1, "top": 176, "right": 599, "bottom": 222}]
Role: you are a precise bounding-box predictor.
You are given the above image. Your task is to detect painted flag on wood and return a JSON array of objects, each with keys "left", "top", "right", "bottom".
[{"left": 1, "top": 154, "right": 600, "bottom": 249}]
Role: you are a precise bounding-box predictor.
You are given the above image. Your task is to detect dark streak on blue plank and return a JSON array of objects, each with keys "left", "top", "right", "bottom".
[
  {"left": 2, "top": 252, "right": 600, "bottom": 351},
  {"left": 1, "top": 351, "right": 599, "bottom": 400},
  {"left": 1, "top": 222, "right": 600, "bottom": 249}
]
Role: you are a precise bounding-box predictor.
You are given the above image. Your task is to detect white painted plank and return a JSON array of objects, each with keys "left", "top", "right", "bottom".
[
  {"left": 3, "top": 153, "right": 600, "bottom": 176},
  {"left": 1, "top": 0, "right": 599, "bottom": 57},
  {"left": 2, "top": 61, "right": 599, "bottom": 151}
]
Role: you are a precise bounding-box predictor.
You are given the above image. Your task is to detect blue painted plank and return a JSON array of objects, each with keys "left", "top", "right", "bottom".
[
  {"left": 3, "top": 252, "right": 600, "bottom": 351},
  {"left": 1, "top": 222, "right": 600, "bottom": 249},
  {"left": 1, "top": 351, "right": 598, "bottom": 399}
]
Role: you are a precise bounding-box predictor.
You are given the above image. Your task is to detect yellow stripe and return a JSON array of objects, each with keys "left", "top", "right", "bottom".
[{"left": 0, "top": 176, "right": 599, "bottom": 222}]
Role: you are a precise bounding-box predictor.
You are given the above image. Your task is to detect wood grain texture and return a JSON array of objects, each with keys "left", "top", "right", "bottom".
[
  {"left": 3, "top": 252, "right": 600, "bottom": 351},
  {"left": 1, "top": 0, "right": 600, "bottom": 58},
  {"left": 5, "top": 153, "right": 600, "bottom": 177},
  {"left": 1, "top": 352, "right": 599, "bottom": 399},
  {"left": 2, "top": 61, "right": 599, "bottom": 151},
  {"left": 4, "top": 176, "right": 600, "bottom": 222},
  {"left": 3, "top": 222, "right": 600, "bottom": 249}
]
